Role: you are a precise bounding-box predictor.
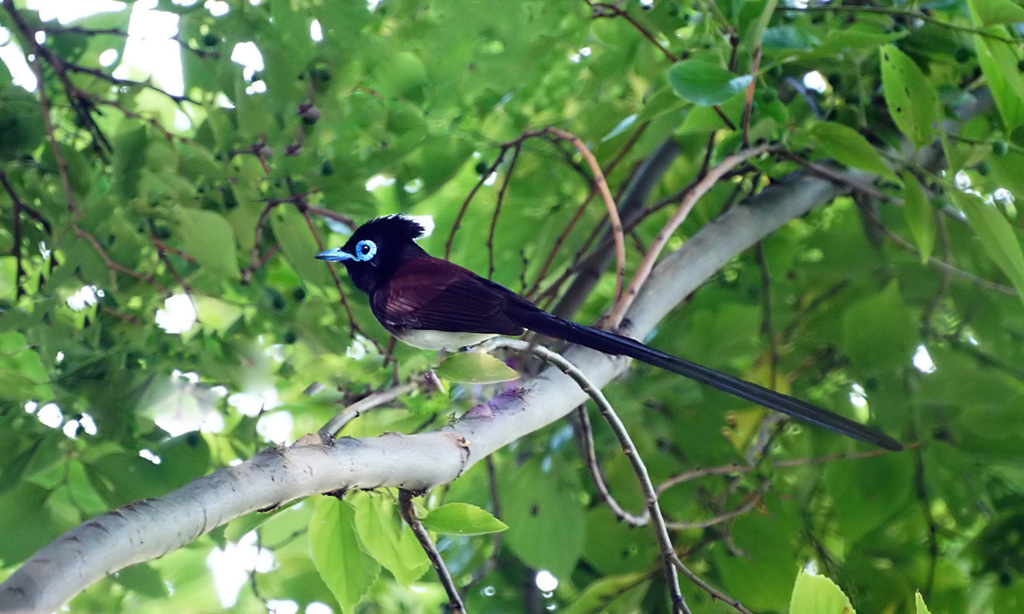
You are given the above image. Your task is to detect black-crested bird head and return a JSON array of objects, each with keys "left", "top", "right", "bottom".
[{"left": 315, "top": 215, "right": 428, "bottom": 293}]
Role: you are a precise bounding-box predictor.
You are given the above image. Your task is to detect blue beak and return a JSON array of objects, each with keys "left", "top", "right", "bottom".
[{"left": 315, "top": 247, "right": 354, "bottom": 262}]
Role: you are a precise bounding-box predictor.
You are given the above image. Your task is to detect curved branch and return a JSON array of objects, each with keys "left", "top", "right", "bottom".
[{"left": 0, "top": 170, "right": 855, "bottom": 614}]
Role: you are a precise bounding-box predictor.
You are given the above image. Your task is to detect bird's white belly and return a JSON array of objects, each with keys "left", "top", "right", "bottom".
[{"left": 397, "top": 329, "right": 498, "bottom": 351}]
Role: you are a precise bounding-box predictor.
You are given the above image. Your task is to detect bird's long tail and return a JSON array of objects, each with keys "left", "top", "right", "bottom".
[{"left": 510, "top": 306, "right": 902, "bottom": 451}]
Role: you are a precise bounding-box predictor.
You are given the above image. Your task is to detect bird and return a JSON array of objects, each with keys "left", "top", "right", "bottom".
[{"left": 316, "top": 214, "right": 902, "bottom": 451}]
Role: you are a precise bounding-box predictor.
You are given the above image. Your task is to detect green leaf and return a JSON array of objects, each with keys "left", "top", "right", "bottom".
[
  {"left": 421, "top": 502, "right": 508, "bottom": 535},
  {"left": 270, "top": 205, "right": 331, "bottom": 288},
  {"left": 900, "top": 171, "right": 936, "bottom": 263},
  {"left": 113, "top": 563, "right": 169, "bottom": 598},
  {"left": 809, "top": 121, "right": 898, "bottom": 181},
  {"left": 350, "top": 492, "right": 430, "bottom": 586},
  {"left": 502, "top": 459, "right": 585, "bottom": 579},
  {"left": 0, "top": 482, "right": 60, "bottom": 562},
  {"left": 915, "top": 591, "right": 933, "bottom": 614},
  {"left": 309, "top": 497, "right": 380, "bottom": 614},
  {"left": 564, "top": 571, "right": 650, "bottom": 614},
  {"left": 434, "top": 351, "right": 519, "bottom": 384},
  {"left": 762, "top": 25, "right": 819, "bottom": 50},
  {"left": 668, "top": 61, "right": 753, "bottom": 106},
  {"left": 417, "top": 136, "right": 475, "bottom": 195},
  {"left": 192, "top": 295, "right": 244, "bottom": 333},
  {"left": 969, "top": 2, "right": 1024, "bottom": 130},
  {"left": 0, "top": 86, "right": 45, "bottom": 161},
  {"left": 949, "top": 189, "right": 1024, "bottom": 304},
  {"left": 790, "top": 571, "right": 855, "bottom": 614},
  {"left": 714, "top": 495, "right": 801, "bottom": 611},
  {"left": 841, "top": 281, "right": 916, "bottom": 373},
  {"left": 879, "top": 45, "right": 939, "bottom": 148},
  {"left": 741, "top": 0, "right": 780, "bottom": 49},
  {"left": 971, "top": 0, "right": 1024, "bottom": 25},
  {"left": 817, "top": 24, "right": 906, "bottom": 54},
  {"left": 155, "top": 431, "right": 211, "bottom": 489},
  {"left": 112, "top": 125, "right": 148, "bottom": 200},
  {"left": 177, "top": 209, "right": 241, "bottom": 279},
  {"left": 824, "top": 453, "right": 914, "bottom": 544}
]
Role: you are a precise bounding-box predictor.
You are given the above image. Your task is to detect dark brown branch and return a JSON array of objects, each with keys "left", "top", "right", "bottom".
[
  {"left": 588, "top": 2, "right": 679, "bottom": 62},
  {"left": 575, "top": 406, "right": 648, "bottom": 526},
  {"left": 73, "top": 225, "right": 170, "bottom": 295},
  {"left": 487, "top": 142, "right": 522, "bottom": 280},
  {"left": 0, "top": 169, "right": 27, "bottom": 298},
  {"left": 398, "top": 490, "right": 465, "bottom": 614}
]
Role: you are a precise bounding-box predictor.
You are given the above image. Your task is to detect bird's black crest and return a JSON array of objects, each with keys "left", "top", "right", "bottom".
[{"left": 355, "top": 215, "right": 425, "bottom": 242}]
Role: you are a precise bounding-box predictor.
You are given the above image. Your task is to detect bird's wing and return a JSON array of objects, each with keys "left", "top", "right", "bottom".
[{"left": 372, "top": 257, "right": 526, "bottom": 336}]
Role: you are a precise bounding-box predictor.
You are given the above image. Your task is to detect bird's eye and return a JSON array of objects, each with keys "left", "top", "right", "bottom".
[{"left": 354, "top": 240, "right": 377, "bottom": 262}]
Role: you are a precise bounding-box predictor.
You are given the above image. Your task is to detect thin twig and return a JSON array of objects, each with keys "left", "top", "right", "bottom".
[
  {"left": 664, "top": 489, "right": 763, "bottom": 531},
  {"left": 785, "top": 153, "right": 895, "bottom": 203},
  {"left": 398, "top": 490, "right": 465, "bottom": 614},
  {"left": 787, "top": 4, "right": 1018, "bottom": 44},
  {"left": 12, "top": 43, "right": 80, "bottom": 216},
  {"left": 303, "top": 207, "right": 375, "bottom": 346},
  {"left": 152, "top": 235, "right": 193, "bottom": 297},
  {"left": 526, "top": 120, "right": 650, "bottom": 301},
  {"left": 668, "top": 553, "right": 754, "bottom": 614},
  {"left": 526, "top": 186, "right": 596, "bottom": 300},
  {"left": 318, "top": 382, "right": 418, "bottom": 440},
  {"left": 446, "top": 140, "right": 523, "bottom": 259},
  {"left": 773, "top": 444, "right": 917, "bottom": 469},
  {"left": 73, "top": 225, "right": 170, "bottom": 295},
  {"left": 488, "top": 143, "right": 522, "bottom": 280},
  {"left": 587, "top": 2, "right": 679, "bottom": 62},
  {"left": 0, "top": 169, "right": 26, "bottom": 298},
  {"left": 479, "top": 338, "right": 689, "bottom": 613},
  {"left": 304, "top": 204, "right": 353, "bottom": 226},
  {"left": 462, "top": 457, "right": 504, "bottom": 590},
  {"left": 741, "top": 45, "right": 761, "bottom": 148},
  {"left": 544, "top": 127, "right": 627, "bottom": 304},
  {"left": 243, "top": 201, "right": 282, "bottom": 283},
  {"left": 575, "top": 406, "right": 649, "bottom": 526},
  {"left": 607, "top": 143, "right": 778, "bottom": 328},
  {"left": 656, "top": 464, "right": 750, "bottom": 496},
  {"left": 857, "top": 198, "right": 1017, "bottom": 296}
]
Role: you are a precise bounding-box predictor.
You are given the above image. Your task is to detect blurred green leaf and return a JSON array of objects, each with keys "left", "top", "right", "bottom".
[
  {"left": 841, "top": 281, "right": 916, "bottom": 372},
  {"left": 969, "top": 9, "right": 1024, "bottom": 130},
  {"left": 112, "top": 563, "right": 169, "bottom": 598},
  {"left": 502, "top": 459, "right": 585, "bottom": 580},
  {"left": 880, "top": 44, "right": 939, "bottom": 148},
  {"left": 192, "top": 295, "right": 244, "bottom": 333},
  {"left": 790, "top": 571, "right": 854, "bottom": 614},
  {"left": 563, "top": 571, "right": 650, "bottom": 614},
  {"left": 949, "top": 189, "right": 1024, "bottom": 303},
  {"left": 809, "top": 121, "right": 898, "bottom": 181},
  {"left": 825, "top": 454, "right": 914, "bottom": 545},
  {"left": 971, "top": 0, "right": 1024, "bottom": 25},
  {"left": 0, "top": 87, "right": 44, "bottom": 160},
  {"left": 668, "top": 61, "right": 753, "bottom": 106},
  {"left": 177, "top": 209, "right": 241, "bottom": 279},
  {"left": 112, "top": 126, "right": 148, "bottom": 199},
  {"left": 900, "top": 171, "right": 936, "bottom": 263},
  {"left": 916, "top": 591, "right": 933, "bottom": 614}
]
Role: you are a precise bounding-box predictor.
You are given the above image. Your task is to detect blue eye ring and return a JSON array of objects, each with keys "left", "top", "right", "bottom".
[{"left": 354, "top": 239, "right": 377, "bottom": 262}]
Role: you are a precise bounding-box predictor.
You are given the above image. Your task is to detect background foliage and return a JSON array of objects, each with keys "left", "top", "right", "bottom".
[{"left": 1, "top": 0, "right": 1023, "bottom": 612}]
